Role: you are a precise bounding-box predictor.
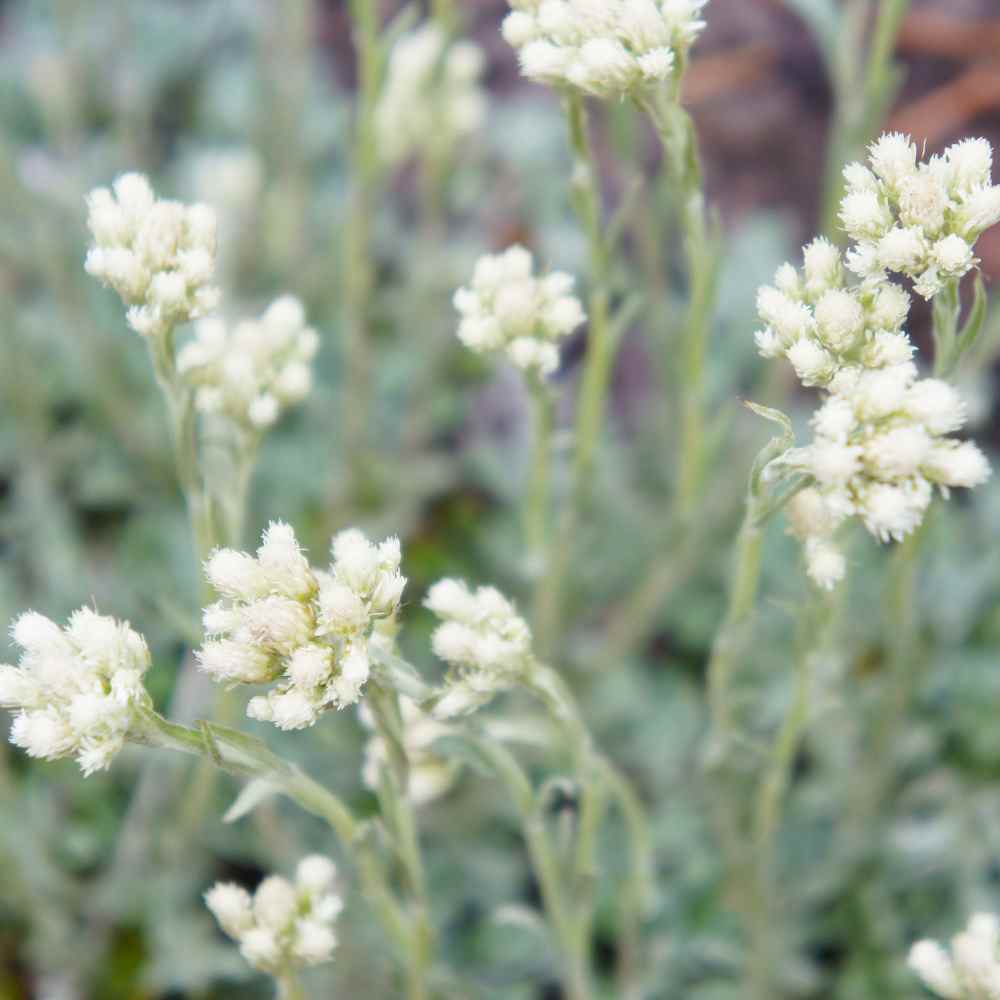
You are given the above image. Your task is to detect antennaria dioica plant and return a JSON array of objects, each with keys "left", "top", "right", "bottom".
[{"left": 4, "top": 1, "right": 1000, "bottom": 998}]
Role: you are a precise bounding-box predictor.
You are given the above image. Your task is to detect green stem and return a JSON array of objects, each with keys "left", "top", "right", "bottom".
[
  {"left": 470, "top": 736, "right": 593, "bottom": 1000},
  {"left": 566, "top": 92, "right": 613, "bottom": 499},
  {"left": 931, "top": 278, "right": 962, "bottom": 377},
  {"left": 342, "top": 0, "right": 382, "bottom": 501},
  {"left": 639, "top": 91, "right": 717, "bottom": 521},
  {"left": 526, "top": 382, "right": 554, "bottom": 600},
  {"left": 276, "top": 971, "right": 306, "bottom": 1000},
  {"left": 746, "top": 593, "right": 834, "bottom": 998},
  {"left": 367, "top": 684, "right": 434, "bottom": 1000}
]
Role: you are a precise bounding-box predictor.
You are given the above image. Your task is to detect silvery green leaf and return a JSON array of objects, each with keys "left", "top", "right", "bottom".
[{"left": 223, "top": 777, "right": 279, "bottom": 824}]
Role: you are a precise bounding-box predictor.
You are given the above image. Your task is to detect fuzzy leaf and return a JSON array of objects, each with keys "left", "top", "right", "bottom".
[{"left": 223, "top": 778, "right": 278, "bottom": 824}]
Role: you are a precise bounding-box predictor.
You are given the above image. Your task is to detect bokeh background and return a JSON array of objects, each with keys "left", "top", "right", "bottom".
[{"left": 2, "top": 1, "right": 1000, "bottom": 997}]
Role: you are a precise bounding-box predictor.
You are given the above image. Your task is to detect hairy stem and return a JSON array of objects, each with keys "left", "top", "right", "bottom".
[
  {"left": 526, "top": 382, "right": 554, "bottom": 604},
  {"left": 639, "top": 90, "right": 717, "bottom": 521}
]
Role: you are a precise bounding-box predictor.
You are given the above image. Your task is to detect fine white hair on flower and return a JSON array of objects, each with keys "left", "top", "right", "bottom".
[
  {"left": 908, "top": 912, "right": 1000, "bottom": 999},
  {"left": 454, "top": 245, "right": 585, "bottom": 378},
  {"left": 205, "top": 855, "right": 343, "bottom": 975},
  {"left": 84, "top": 173, "right": 220, "bottom": 337},
  {"left": 197, "top": 522, "right": 406, "bottom": 728},
  {"left": 176, "top": 296, "right": 319, "bottom": 429},
  {"left": 359, "top": 696, "right": 458, "bottom": 806},
  {"left": 838, "top": 133, "right": 1000, "bottom": 298},
  {"left": 424, "top": 579, "right": 533, "bottom": 718},
  {"left": 376, "top": 24, "right": 487, "bottom": 169},
  {"left": 1, "top": 608, "right": 151, "bottom": 775},
  {"left": 501, "top": 0, "right": 707, "bottom": 98}
]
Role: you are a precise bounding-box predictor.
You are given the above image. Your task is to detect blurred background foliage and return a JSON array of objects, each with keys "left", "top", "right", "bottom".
[{"left": 2, "top": 0, "right": 1000, "bottom": 997}]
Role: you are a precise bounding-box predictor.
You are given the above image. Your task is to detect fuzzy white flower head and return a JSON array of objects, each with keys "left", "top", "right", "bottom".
[
  {"left": 177, "top": 296, "right": 318, "bottom": 429},
  {"left": 85, "top": 173, "right": 219, "bottom": 337},
  {"left": 839, "top": 133, "right": 1000, "bottom": 298},
  {"left": 1, "top": 608, "right": 151, "bottom": 774},
  {"left": 197, "top": 523, "right": 405, "bottom": 728},
  {"left": 206, "top": 857, "right": 343, "bottom": 975},
  {"left": 908, "top": 912, "right": 1000, "bottom": 999},
  {"left": 455, "top": 245, "right": 585, "bottom": 377},
  {"left": 376, "top": 24, "right": 487, "bottom": 168},
  {"left": 425, "top": 579, "right": 533, "bottom": 718},
  {"left": 503, "top": 0, "right": 705, "bottom": 98}
]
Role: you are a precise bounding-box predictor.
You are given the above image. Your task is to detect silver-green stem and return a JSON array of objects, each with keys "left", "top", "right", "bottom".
[
  {"left": 526, "top": 381, "right": 554, "bottom": 610},
  {"left": 276, "top": 970, "right": 306, "bottom": 1000},
  {"left": 342, "top": 0, "right": 382, "bottom": 497},
  {"left": 746, "top": 592, "right": 835, "bottom": 998},
  {"left": 639, "top": 89, "right": 717, "bottom": 521},
  {"left": 367, "top": 683, "right": 434, "bottom": 1000}
]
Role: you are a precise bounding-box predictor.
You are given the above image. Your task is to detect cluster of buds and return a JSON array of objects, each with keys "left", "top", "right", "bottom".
[
  {"left": 754, "top": 134, "right": 997, "bottom": 589},
  {"left": 85, "top": 173, "right": 219, "bottom": 337},
  {"left": 360, "top": 695, "right": 458, "bottom": 805},
  {"left": 177, "top": 296, "right": 319, "bottom": 430},
  {"left": 781, "top": 369, "right": 988, "bottom": 587},
  {"left": 908, "top": 912, "right": 1000, "bottom": 999},
  {"left": 454, "top": 245, "right": 586, "bottom": 377},
  {"left": 840, "top": 134, "right": 1000, "bottom": 299},
  {"left": 424, "top": 579, "right": 533, "bottom": 718},
  {"left": 0, "top": 609, "right": 151, "bottom": 775},
  {"left": 502, "top": 0, "right": 706, "bottom": 98},
  {"left": 755, "top": 237, "right": 915, "bottom": 388},
  {"left": 205, "top": 856, "right": 342, "bottom": 976},
  {"left": 197, "top": 523, "right": 406, "bottom": 730},
  {"left": 376, "top": 24, "right": 487, "bottom": 169}
]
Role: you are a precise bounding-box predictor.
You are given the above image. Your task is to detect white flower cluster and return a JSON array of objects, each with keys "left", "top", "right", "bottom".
[
  {"left": 197, "top": 523, "right": 405, "bottom": 730},
  {"left": 376, "top": 24, "right": 487, "bottom": 168},
  {"left": 360, "top": 696, "right": 457, "bottom": 805},
  {"left": 754, "top": 137, "right": 997, "bottom": 589},
  {"left": 177, "top": 297, "right": 319, "bottom": 430},
  {"left": 454, "top": 245, "right": 585, "bottom": 377},
  {"left": 0, "top": 609, "right": 151, "bottom": 775},
  {"left": 205, "top": 855, "right": 342, "bottom": 975},
  {"left": 85, "top": 173, "right": 220, "bottom": 337},
  {"left": 840, "top": 134, "right": 1000, "bottom": 299},
  {"left": 425, "top": 579, "right": 533, "bottom": 718},
  {"left": 502, "top": 0, "right": 707, "bottom": 98},
  {"left": 908, "top": 912, "right": 1000, "bottom": 999}
]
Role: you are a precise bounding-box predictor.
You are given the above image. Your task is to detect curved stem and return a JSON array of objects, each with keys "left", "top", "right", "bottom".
[{"left": 526, "top": 381, "right": 554, "bottom": 600}]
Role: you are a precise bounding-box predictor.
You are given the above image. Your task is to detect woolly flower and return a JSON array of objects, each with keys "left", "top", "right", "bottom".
[
  {"left": 908, "top": 912, "right": 1000, "bottom": 999},
  {"left": 197, "top": 522, "right": 405, "bottom": 729},
  {"left": 177, "top": 297, "right": 319, "bottom": 429},
  {"left": 376, "top": 24, "right": 487, "bottom": 168},
  {"left": 0, "top": 608, "right": 151, "bottom": 774},
  {"left": 206, "top": 856, "right": 343, "bottom": 976},
  {"left": 754, "top": 238, "right": 914, "bottom": 388},
  {"left": 779, "top": 367, "right": 989, "bottom": 586},
  {"left": 85, "top": 173, "right": 219, "bottom": 337},
  {"left": 425, "top": 579, "right": 533, "bottom": 718},
  {"left": 839, "top": 133, "right": 1000, "bottom": 298},
  {"left": 502, "top": 0, "right": 707, "bottom": 98},
  {"left": 454, "top": 245, "right": 585, "bottom": 377},
  {"left": 360, "top": 695, "right": 458, "bottom": 805}
]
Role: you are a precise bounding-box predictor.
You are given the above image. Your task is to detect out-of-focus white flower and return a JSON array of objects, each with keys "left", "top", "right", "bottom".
[
  {"left": 206, "top": 856, "right": 343, "bottom": 976},
  {"left": 376, "top": 24, "right": 487, "bottom": 168},
  {"left": 908, "top": 912, "right": 1000, "bottom": 999},
  {"left": 177, "top": 296, "right": 319, "bottom": 429},
  {"left": 1, "top": 608, "right": 151, "bottom": 774},
  {"left": 454, "top": 245, "right": 585, "bottom": 377},
  {"left": 839, "top": 133, "right": 1000, "bottom": 298},
  {"left": 360, "top": 696, "right": 458, "bottom": 805},
  {"left": 502, "top": 0, "right": 707, "bottom": 98},
  {"left": 425, "top": 579, "right": 533, "bottom": 717},
  {"left": 197, "top": 523, "right": 405, "bottom": 728},
  {"left": 85, "top": 173, "right": 219, "bottom": 336}
]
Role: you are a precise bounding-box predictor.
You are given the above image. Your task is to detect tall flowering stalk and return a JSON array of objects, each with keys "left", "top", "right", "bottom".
[{"left": 714, "top": 132, "right": 1000, "bottom": 995}]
